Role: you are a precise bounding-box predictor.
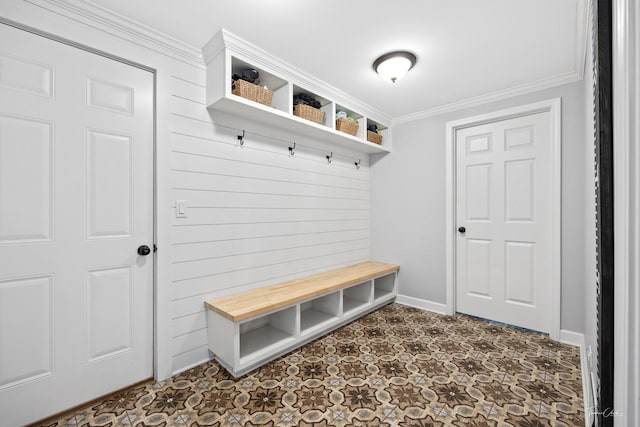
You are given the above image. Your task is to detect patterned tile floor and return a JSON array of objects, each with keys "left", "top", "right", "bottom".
[{"left": 38, "top": 303, "right": 584, "bottom": 426}]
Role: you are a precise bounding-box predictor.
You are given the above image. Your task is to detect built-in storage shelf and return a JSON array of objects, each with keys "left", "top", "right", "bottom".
[
  {"left": 343, "top": 281, "right": 373, "bottom": 315},
  {"left": 203, "top": 29, "right": 391, "bottom": 155},
  {"left": 374, "top": 274, "right": 396, "bottom": 301},
  {"left": 239, "top": 306, "right": 296, "bottom": 362},
  {"left": 300, "top": 292, "right": 340, "bottom": 335},
  {"left": 205, "top": 261, "right": 399, "bottom": 377}
]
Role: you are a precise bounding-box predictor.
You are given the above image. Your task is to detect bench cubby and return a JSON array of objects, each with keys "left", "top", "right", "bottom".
[
  {"left": 374, "top": 273, "right": 396, "bottom": 301},
  {"left": 343, "top": 281, "right": 373, "bottom": 315},
  {"left": 300, "top": 291, "right": 341, "bottom": 336},
  {"left": 205, "top": 261, "right": 399, "bottom": 377},
  {"left": 239, "top": 306, "right": 297, "bottom": 362}
]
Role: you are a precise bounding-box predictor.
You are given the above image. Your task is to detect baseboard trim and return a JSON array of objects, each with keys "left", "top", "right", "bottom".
[
  {"left": 559, "top": 329, "right": 584, "bottom": 347},
  {"left": 395, "top": 294, "right": 447, "bottom": 314},
  {"left": 172, "top": 356, "right": 212, "bottom": 377},
  {"left": 558, "top": 330, "right": 593, "bottom": 427},
  {"left": 26, "top": 377, "right": 153, "bottom": 427},
  {"left": 580, "top": 335, "right": 595, "bottom": 427}
]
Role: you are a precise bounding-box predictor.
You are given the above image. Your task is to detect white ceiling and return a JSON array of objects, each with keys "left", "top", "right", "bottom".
[{"left": 86, "top": 0, "right": 586, "bottom": 121}]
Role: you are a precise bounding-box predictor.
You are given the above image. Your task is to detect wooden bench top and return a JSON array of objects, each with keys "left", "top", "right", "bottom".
[{"left": 205, "top": 261, "right": 399, "bottom": 322}]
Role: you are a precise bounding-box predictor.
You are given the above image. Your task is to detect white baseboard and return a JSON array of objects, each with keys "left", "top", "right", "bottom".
[
  {"left": 558, "top": 330, "right": 593, "bottom": 427},
  {"left": 580, "top": 336, "right": 595, "bottom": 427},
  {"left": 395, "top": 294, "right": 447, "bottom": 314},
  {"left": 171, "top": 356, "right": 212, "bottom": 377},
  {"left": 559, "top": 329, "right": 584, "bottom": 347}
]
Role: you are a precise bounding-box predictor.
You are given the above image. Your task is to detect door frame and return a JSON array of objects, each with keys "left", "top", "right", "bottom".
[
  {"left": 0, "top": 18, "right": 158, "bottom": 375},
  {"left": 444, "top": 98, "right": 562, "bottom": 340},
  {"left": 613, "top": 0, "right": 640, "bottom": 422}
]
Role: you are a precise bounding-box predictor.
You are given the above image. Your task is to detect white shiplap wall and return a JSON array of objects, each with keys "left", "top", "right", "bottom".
[
  {"left": 0, "top": 0, "right": 374, "bottom": 379},
  {"left": 168, "top": 73, "right": 371, "bottom": 371}
]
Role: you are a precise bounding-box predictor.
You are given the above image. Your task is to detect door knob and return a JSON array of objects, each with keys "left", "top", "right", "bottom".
[
  {"left": 137, "top": 245, "right": 151, "bottom": 256},
  {"left": 458, "top": 226, "right": 466, "bottom": 233}
]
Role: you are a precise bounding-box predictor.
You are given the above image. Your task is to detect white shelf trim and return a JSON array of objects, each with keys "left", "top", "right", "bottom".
[
  {"left": 211, "top": 96, "right": 390, "bottom": 155},
  {"left": 203, "top": 29, "right": 391, "bottom": 125}
]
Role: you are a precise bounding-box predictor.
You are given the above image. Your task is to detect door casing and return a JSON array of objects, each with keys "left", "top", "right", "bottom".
[{"left": 444, "top": 98, "right": 562, "bottom": 340}]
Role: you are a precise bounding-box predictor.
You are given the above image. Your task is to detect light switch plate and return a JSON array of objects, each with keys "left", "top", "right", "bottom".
[{"left": 176, "top": 200, "right": 187, "bottom": 218}]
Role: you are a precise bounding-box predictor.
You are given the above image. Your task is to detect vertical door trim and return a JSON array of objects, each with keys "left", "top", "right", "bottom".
[
  {"left": 613, "top": 0, "right": 639, "bottom": 422},
  {"left": 445, "top": 98, "right": 562, "bottom": 340}
]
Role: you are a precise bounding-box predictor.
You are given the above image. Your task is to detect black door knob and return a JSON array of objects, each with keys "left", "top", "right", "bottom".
[
  {"left": 137, "top": 245, "right": 151, "bottom": 256},
  {"left": 458, "top": 226, "right": 466, "bottom": 233}
]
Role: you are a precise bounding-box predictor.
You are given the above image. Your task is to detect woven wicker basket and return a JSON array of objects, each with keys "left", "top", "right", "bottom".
[
  {"left": 293, "top": 104, "right": 324, "bottom": 124},
  {"left": 232, "top": 79, "right": 273, "bottom": 106},
  {"left": 336, "top": 117, "right": 359, "bottom": 136},
  {"left": 367, "top": 130, "right": 383, "bottom": 145}
]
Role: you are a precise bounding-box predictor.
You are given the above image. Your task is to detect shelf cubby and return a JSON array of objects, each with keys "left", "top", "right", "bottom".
[
  {"left": 300, "top": 292, "right": 340, "bottom": 335},
  {"left": 230, "top": 56, "right": 290, "bottom": 113},
  {"left": 374, "top": 273, "right": 396, "bottom": 301},
  {"left": 342, "top": 281, "right": 372, "bottom": 314},
  {"left": 335, "top": 104, "right": 365, "bottom": 138},
  {"left": 292, "top": 85, "right": 332, "bottom": 127},
  {"left": 365, "top": 118, "right": 388, "bottom": 145},
  {"left": 239, "top": 306, "right": 296, "bottom": 361}
]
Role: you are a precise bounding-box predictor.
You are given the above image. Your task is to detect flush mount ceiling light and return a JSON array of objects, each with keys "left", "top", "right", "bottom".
[{"left": 373, "top": 51, "right": 417, "bottom": 83}]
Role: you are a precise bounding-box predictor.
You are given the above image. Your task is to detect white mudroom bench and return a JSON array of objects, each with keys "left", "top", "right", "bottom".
[{"left": 204, "top": 261, "right": 400, "bottom": 377}]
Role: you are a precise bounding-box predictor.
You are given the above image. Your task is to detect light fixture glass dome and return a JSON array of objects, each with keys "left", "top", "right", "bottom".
[{"left": 373, "top": 51, "right": 417, "bottom": 83}]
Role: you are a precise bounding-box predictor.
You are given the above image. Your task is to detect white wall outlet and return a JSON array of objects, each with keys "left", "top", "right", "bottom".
[{"left": 176, "top": 200, "right": 187, "bottom": 218}]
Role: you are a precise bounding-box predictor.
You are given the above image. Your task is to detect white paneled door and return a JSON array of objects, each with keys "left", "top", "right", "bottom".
[
  {"left": 455, "top": 111, "right": 552, "bottom": 332},
  {"left": 0, "top": 24, "right": 153, "bottom": 425}
]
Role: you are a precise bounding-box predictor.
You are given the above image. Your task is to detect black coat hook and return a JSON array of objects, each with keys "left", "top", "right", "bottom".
[
  {"left": 289, "top": 142, "right": 296, "bottom": 156},
  {"left": 237, "top": 130, "right": 245, "bottom": 146},
  {"left": 326, "top": 152, "right": 333, "bottom": 164},
  {"left": 355, "top": 159, "right": 361, "bottom": 170}
]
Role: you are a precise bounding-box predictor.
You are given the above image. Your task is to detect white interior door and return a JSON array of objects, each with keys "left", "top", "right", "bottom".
[
  {"left": 0, "top": 24, "right": 154, "bottom": 426},
  {"left": 455, "top": 111, "right": 552, "bottom": 332}
]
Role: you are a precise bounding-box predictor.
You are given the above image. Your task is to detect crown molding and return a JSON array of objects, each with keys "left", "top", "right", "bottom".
[
  {"left": 391, "top": 70, "right": 582, "bottom": 125},
  {"left": 203, "top": 28, "right": 392, "bottom": 125},
  {"left": 25, "top": 0, "right": 204, "bottom": 68},
  {"left": 19, "top": 0, "right": 589, "bottom": 128},
  {"left": 392, "top": 0, "right": 590, "bottom": 126}
]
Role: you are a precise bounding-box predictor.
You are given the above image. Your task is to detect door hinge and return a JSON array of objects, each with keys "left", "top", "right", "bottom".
[{"left": 153, "top": 244, "right": 158, "bottom": 253}]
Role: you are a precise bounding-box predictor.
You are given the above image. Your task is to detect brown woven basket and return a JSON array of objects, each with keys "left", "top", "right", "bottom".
[
  {"left": 293, "top": 103, "right": 324, "bottom": 124},
  {"left": 367, "top": 130, "right": 383, "bottom": 145},
  {"left": 336, "top": 117, "right": 359, "bottom": 136},
  {"left": 232, "top": 79, "right": 273, "bottom": 106}
]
